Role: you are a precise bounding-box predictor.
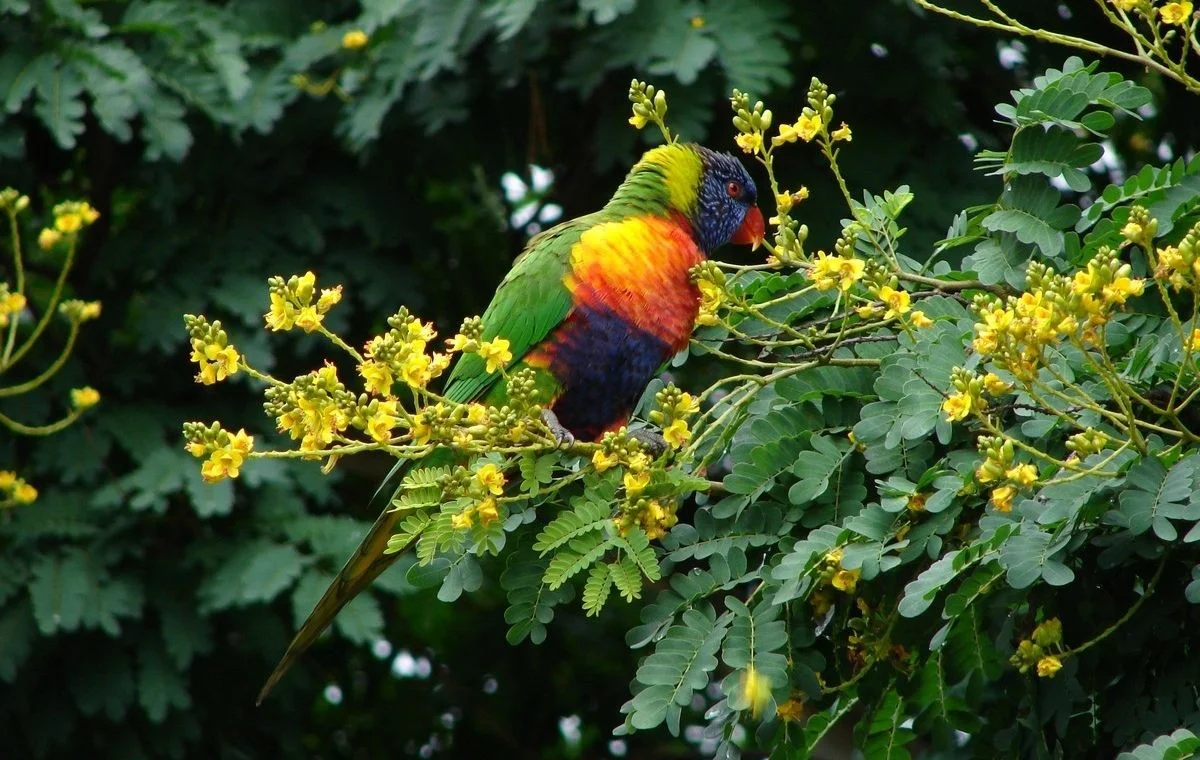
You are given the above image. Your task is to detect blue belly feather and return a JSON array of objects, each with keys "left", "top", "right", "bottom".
[{"left": 547, "top": 304, "right": 671, "bottom": 441}]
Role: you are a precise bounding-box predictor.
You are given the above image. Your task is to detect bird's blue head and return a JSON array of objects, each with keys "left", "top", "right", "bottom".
[{"left": 689, "top": 146, "right": 764, "bottom": 253}]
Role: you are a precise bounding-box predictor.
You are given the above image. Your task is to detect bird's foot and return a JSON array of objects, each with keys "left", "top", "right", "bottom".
[
  {"left": 540, "top": 408, "right": 576, "bottom": 448},
  {"left": 629, "top": 429, "right": 667, "bottom": 457}
]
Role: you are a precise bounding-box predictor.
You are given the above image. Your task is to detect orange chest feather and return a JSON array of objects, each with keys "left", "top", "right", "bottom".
[{"left": 564, "top": 216, "right": 704, "bottom": 351}]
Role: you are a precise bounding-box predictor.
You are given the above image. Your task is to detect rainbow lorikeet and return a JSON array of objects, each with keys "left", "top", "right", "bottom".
[{"left": 257, "top": 142, "right": 764, "bottom": 702}]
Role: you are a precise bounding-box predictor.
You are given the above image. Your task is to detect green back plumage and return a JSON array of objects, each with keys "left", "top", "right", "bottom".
[{"left": 441, "top": 213, "right": 594, "bottom": 403}]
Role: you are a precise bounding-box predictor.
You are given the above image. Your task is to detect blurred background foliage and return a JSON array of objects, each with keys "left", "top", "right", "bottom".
[{"left": 1, "top": 0, "right": 1197, "bottom": 757}]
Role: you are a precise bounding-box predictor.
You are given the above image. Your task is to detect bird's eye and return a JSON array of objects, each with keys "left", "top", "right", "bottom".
[{"left": 726, "top": 181, "right": 741, "bottom": 198}]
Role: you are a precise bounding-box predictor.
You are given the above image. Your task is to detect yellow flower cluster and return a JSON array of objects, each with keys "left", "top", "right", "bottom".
[
  {"left": 269, "top": 363, "right": 354, "bottom": 452},
  {"left": 941, "top": 367, "right": 1012, "bottom": 423},
  {"left": 970, "top": 256, "right": 1144, "bottom": 382},
  {"left": 772, "top": 113, "right": 821, "bottom": 146},
  {"left": 36, "top": 200, "right": 100, "bottom": 250},
  {"left": 808, "top": 547, "right": 861, "bottom": 616},
  {"left": 1153, "top": 221, "right": 1200, "bottom": 291},
  {"left": 71, "top": 386, "right": 101, "bottom": 410},
  {"left": 975, "top": 436, "right": 1038, "bottom": 513},
  {"left": 1011, "top": 617, "right": 1065, "bottom": 678},
  {"left": 0, "top": 285, "right": 26, "bottom": 328},
  {"left": 265, "top": 271, "right": 343, "bottom": 333},
  {"left": 1160, "top": 1, "right": 1193, "bottom": 25},
  {"left": 649, "top": 384, "right": 699, "bottom": 451},
  {"left": 342, "top": 29, "right": 369, "bottom": 49},
  {"left": 809, "top": 250, "right": 865, "bottom": 292},
  {"left": 740, "top": 666, "right": 773, "bottom": 719},
  {"left": 0, "top": 470, "right": 38, "bottom": 506},
  {"left": 184, "top": 423, "right": 255, "bottom": 483},
  {"left": 360, "top": 309, "right": 451, "bottom": 393},
  {"left": 450, "top": 463, "right": 508, "bottom": 530},
  {"left": 184, "top": 315, "right": 241, "bottom": 386}
]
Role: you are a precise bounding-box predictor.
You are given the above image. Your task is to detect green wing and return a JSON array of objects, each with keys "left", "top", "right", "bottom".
[{"left": 441, "top": 213, "right": 597, "bottom": 403}]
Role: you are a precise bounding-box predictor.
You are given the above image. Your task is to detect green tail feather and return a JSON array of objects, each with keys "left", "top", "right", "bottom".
[{"left": 256, "top": 458, "right": 411, "bottom": 704}]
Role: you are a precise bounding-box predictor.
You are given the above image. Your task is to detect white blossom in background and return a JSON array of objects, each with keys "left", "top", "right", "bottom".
[{"left": 501, "top": 164, "right": 562, "bottom": 236}]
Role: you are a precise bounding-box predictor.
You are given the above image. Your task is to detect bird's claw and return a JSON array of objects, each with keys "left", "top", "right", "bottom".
[
  {"left": 540, "top": 409, "right": 576, "bottom": 448},
  {"left": 629, "top": 429, "right": 667, "bottom": 457}
]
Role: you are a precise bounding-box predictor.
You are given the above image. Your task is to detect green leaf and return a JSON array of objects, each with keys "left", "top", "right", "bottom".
[
  {"left": 1116, "top": 728, "right": 1200, "bottom": 760},
  {"left": 979, "top": 125, "right": 1103, "bottom": 192},
  {"left": 628, "top": 608, "right": 731, "bottom": 735},
  {"left": 544, "top": 530, "right": 613, "bottom": 590},
  {"left": 1107, "top": 454, "right": 1197, "bottom": 540},
  {"left": 861, "top": 689, "right": 916, "bottom": 760},
  {"left": 582, "top": 563, "right": 612, "bottom": 616},
  {"left": 533, "top": 498, "right": 611, "bottom": 555},
  {"left": 502, "top": 547, "right": 572, "bottom": 645},
  {"left": 980, "top": 176, "right": 1079, "bottom": 259},
  {"left": 29, "top": 551, "right": 91, "bottom": 634},
  {"left": 610, "top": 557, "right": 643, "bottom": 602},
  {"left": 137, "top": 642, "right": 190, "bottom": 723},
  {"left": 789, "top": 434, "right": 853, "bottom": 505},
  {"left": 0, "top": 600, "right": 34, "bottom": 682}
]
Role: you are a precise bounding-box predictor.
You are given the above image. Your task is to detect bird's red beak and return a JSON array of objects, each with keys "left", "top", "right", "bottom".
[{"left": 731, "top": 206, "right": 765, "bottom": 250}]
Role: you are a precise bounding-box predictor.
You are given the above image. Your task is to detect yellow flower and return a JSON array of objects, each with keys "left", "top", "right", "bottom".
[
  {"left": 185, "top": 441, "right": 207, "bottom": 458},
  {"left": 824, "top": 547, "right": 843, "bottom": 565},
  {"left": 206, "top": 344, "right": 239, "bottom": 381},
  {"left": 734, "top": 132, "right": 763, "bottom": 154},
  {"left": 476, "top": 497, "right": 500, "bottom": 524},
  {"left": 1121, "top": 221, "right": 1143, "bottom": 242},
  {"left": 1006, "top": 463, "right": 1038, "bottom": 487},
  {"left": 1102, "top": 276, "right": 1145, "bottom": 305},
  {"left": 475, "top": 463, "right": 506, "bottom": 495},
  {"left": 201, "top": 430, "right": 254, "bottom": 483},
  {"left": 294, "top": 305, "right": 322, "bottom": 332},
  {"left": 628, "top": 112, "right": 649, "bottom": 129},
  {"left": 831, "top": 122, "right": 852, "bottom": 142},
  {"left": 38, "top": 228, "right": 61, "bottom": 250},
  {"left": 1160, "top": 1, "right": 1193, "bottom": 25},
  {"left": 411, "top": 417, "right": 432, "bottom": 445},
  {"left": 478, "top": 338, "right": 513, "bottom": 374},
  {"left": 624, "top": 469, "right": 650, "bottom": 495},
  {"left": 342, "top": 29, "right": 369, "bottom": 49},
  {"left": 400, "top": 352, "right": 433, "bottom": 388},
  {"left": 941, "top": 391, "right": 975, "bottom": 422},
  {"left": 690, "top": 15, "right": 705, "bottom": 28},
  {"left": 991, "top": 485, "right": 1016, "bottom": 513},
  {"left": 1036, "top": 655, "right": 1063, "bottom": 678},
  {"left": 982, "top": 373, "right": 1011, "bottom": 396},
  {"left": 696, "top": 279, "right": 724, "bottom": 326},
  {"left": 359, "top": 361, "right": 394, "bottom": 396},
  {"left": 465, "top": 403, "right": 489, "bottom": 425},
  {"left": 79, "top": 301, "right": 101, "bottom": 321},
  {"left": 910, "top": 310, "right": 933, "bottom": 328},
  {"left": 675, "top": 392, "right": 698, "bottom": 416},
  {"left": 1032, "top": 618, "right": 1062, "bottom": 647},
  {"left": 627, "top": 451, "right": 651, "bottom": 472},
  {"left": 407, "top": 320, "right": 436, "bottom": 342},
  {"left": 0, "top": 471, "right": 15, "bottom": 489},
  {"left": 831, "top": 568, "right": 861, "bottom": 593},
  {"left": 877, "top": 285, "right": 911, "bottom": 319},
  {"left": 448, "top": 333, "right": 472, "bottom": 352},
  {"left": 740, "top": 666, "right": 772, "bottom": 719},
  {"left": 1, "top": 292, "right": 26, "bottom": 316},
  {"left": 662, "top": 419, "right": 690, "bottom": 449},
  {"left": 809, "top": 250, "right": 865, "bottom": 291},
  {"left": 776, "top": 698, "right": 806, "bottom": 723},
  {"left": 14, "top": 482, "right": 37, "bottom": 504},
  {"left": 55, "top": 212, "right": 83, "bottom": 233},
  {"left": 366, "top": 403, "right": 398, "bottom": 442},
  {"left": 1188, "top": 328, "right": 1200, "bottom": 352},
  {"left": 592, "top": 449, "right": 619, "bottom": 472},
  {"left": 451, "top": 509, "right": 474, "bottom": 530},
  {"left": 265, "top": 292, "right": 296, "bottom": 331},
  {"left": 316, "top": 287, "right": 342, "bottom": 312},
  {"left": 796, "top": 113, "right": 821, "bottom": 142},
  {"left": 70, "top": 387, "right": 100, "bottom": 410}
]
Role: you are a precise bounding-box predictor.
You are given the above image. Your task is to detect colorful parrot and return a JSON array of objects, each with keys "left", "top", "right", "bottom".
[{"left": 257, "top": 142, "right": 764, "bottom": 703}]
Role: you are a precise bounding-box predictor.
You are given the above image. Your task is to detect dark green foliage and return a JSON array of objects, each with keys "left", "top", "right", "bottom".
[{"left": 4, "top": 1, "right": 1200, "bottom": 758}]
